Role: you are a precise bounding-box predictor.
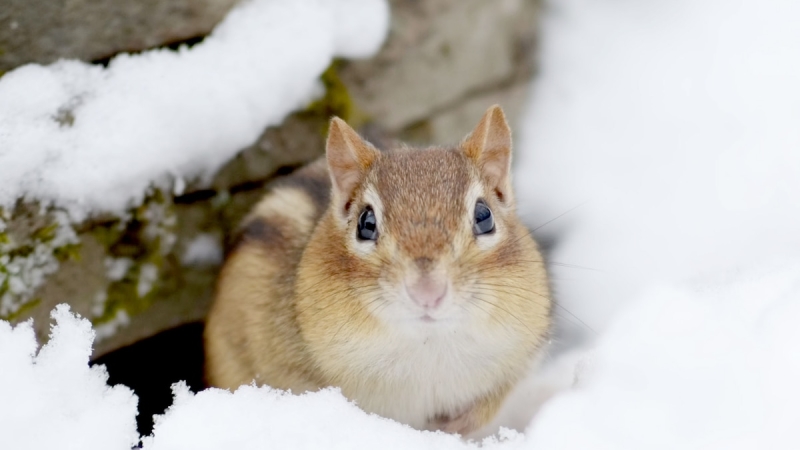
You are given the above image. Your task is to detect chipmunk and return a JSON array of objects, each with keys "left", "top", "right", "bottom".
[{"left": 204, "top": 105, "right": 551, "bottom": 436}]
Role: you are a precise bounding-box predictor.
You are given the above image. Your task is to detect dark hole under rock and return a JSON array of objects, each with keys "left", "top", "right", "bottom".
[{"left": 91, "top": 322, "right": 206, "bottom": 437}]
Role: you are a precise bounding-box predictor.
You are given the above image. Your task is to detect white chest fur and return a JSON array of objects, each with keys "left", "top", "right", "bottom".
[{"left": 333, "top": 323, "right": 521, "bottom": 429}]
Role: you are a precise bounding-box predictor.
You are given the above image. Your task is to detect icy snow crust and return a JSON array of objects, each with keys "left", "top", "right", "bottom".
[{"left": 0, "top": 0, "right": 389, "bottom": 219}]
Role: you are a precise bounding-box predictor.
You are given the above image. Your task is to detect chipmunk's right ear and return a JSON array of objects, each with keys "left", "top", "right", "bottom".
[
  {"left": 326, "top": 117, "right": 378, "bottom": 214},
  {"left": 461, "top": 105, "right": 514, "bottom": 204}
]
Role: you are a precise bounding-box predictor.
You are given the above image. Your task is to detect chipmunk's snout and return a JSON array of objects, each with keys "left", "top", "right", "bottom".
[
  {"left": 405, "top": 275, "right": 447, "bottom": 310},
  {"left": 405, "top": 257, "right": 448, "bottom": 311}
]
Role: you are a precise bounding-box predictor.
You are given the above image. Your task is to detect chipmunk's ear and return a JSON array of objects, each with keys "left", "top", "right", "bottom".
[
  {"left": 461, "top": 105, "right": 513, "bottom": 204},
  {"left": 326, "top": 117, "right": 379, "bottom": 214}
]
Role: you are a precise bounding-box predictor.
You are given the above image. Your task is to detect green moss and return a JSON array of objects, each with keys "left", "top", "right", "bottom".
[
  {"left": 91, "top": 222, "right": 126, "bottom": 250},
  {"left": 96, "top": 261, "right": 159, "bottom": 323},
  {"left": 90, "top": 187, "right": 177, "bottom": 327},
  {"left": 0, "top": 206, "right": 81, "bottom": 321},
  {"left": 304, "top": 60, "right": 363, "bottom": 134},
  {"left": 4, "top": 298, "right": 41, "bottom": 322},
  {"left": 0, "top": 277, "right": 8, "bottom": 301},
  {"left": 4, "top": 217, "right": 81, "bottom": 260},
  {"left": 53, "top": 243, "right": 81, "bottom": 262},
  {"left": 32, "top": 223, "right": 58, "bottom": 242},
  {"left": 7, "top": 244, "right": 34, "bottom": 258}
]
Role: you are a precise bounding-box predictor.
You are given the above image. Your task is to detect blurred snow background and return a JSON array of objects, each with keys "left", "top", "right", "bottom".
[
  {"left": 515, "top": 0, "right": 800, "bottom": 345},
  {"left": 3, "top": 0, "right": 800, "bottom": 448}
]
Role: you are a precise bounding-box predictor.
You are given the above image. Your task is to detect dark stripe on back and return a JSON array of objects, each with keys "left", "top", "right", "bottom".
[
  {"left": 227, "top": 217, "right": 286, "bottom": 256},
  {"left": 226, "top": 160, "right": 331, "bottom": 256},
  {"left": 274, "top": 171, "right": 331, "bottom": 215}
]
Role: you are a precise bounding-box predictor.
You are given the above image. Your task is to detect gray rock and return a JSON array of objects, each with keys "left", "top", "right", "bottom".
[
  {"left": 0, "top": 0, "right": 238, "bottom": 72},
  {"left": 424, "top": 82, "right": 532, "bottom": 145},
  {"left": 341, "top": 0, "right": 538, "bottom": 134}
]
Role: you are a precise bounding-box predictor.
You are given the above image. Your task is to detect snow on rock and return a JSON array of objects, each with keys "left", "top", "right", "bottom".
[
  {"left": 0, "top": 0, "right": 389, "bottom": 219},
  {"left": 181, "top": 233, "right": 223, "bottom": 267},
  {"left": 0, "top": 210, "right": 79, "bottom": 317},
  {"left": 515, "top": 0, "right": 800, "bottom": 344},
  {"left": 0, "top": 304, "right": 138, "bottom": 450}
]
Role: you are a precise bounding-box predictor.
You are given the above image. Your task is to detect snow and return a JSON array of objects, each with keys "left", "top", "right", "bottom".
[
  {"left": 181, "top": 233, "right": 223, "bottom": 267},
  {"left": 524, "top": 261, "right": 800, "bottom": 449},
  {"left": 142, "top": 384, "right": 525, "bottom": 450},
  {"left": 136, "top": 263, "right": 159, "bottom": 298},
  {"left": 0, "top": 305, "right": 138, "bottom": 450},
  {"left": 104, "top": 257, "right": 134, "bottom": 282},
  {"left": 0, "top": 0, "right": 389, "bottom": 219},
  {"left": 0, "top": 210, "right": 79, "bottom": 317},
  {"left": 93, "top": 309, "right": 131, "bottom": 343},
  {"left": 0, "top": 306, "right": 526, "bottom": 449},
  {"left": 3, "top": 0, "right": 800, "bottom": 448},
  {"left": 515, "top": 0, "right": 800, "bottom": 346}
]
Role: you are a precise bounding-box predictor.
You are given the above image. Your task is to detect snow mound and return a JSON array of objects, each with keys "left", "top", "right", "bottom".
[
  {"left": 0, "top": 0, "right": 389, "bottom": 219},
  {"left": 515, "top": 0, "right": 800, "bottom": 344},
  {"left": 0, "top": 305, "right": 138, "bottom": 450},
  {"left": 526, "top": 260, "right": 800, "bottom": 449},
  {"left": 142, "top": 385, "right": 523, "bottom": 450}
]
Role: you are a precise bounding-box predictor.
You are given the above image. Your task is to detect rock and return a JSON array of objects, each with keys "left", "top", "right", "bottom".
[
  {"left": 341, "top": 0, "right": 538, "bottom": 138},
  {"left": 403, "top": 82, "right": 533, "bottom": 146},
  {"left": 0, "top": 0, "right": 239, "bottom": 72},
  {"left": 210, "top": 113, "right": 328, "bottom": 192}
]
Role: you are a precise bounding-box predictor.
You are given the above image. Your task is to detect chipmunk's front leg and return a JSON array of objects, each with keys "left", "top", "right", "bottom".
[{"left": 431, "top": 383, "right": 512, "bottom": 436}]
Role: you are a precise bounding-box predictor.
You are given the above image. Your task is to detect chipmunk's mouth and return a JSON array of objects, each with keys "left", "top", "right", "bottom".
[{"left": 416, "top": 312, "right": 462, "bottom": 325}]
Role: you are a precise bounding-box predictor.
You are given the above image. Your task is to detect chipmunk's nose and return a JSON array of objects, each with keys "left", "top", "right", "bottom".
[{"left": 406, "top": 275, "right": 447, "bottom": 310}]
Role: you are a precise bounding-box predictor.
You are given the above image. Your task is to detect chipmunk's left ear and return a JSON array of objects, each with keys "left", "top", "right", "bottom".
[
  {"left": 461, "top": 105, "right": 513, "bottom": 204},
  {"left": 326, "top": 117, "right": 379, "bottom": 215}
]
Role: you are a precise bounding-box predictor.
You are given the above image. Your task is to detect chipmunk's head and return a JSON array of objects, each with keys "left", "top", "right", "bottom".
[{"left": 303, "top": 105, "right": 549, "bottom": 338}]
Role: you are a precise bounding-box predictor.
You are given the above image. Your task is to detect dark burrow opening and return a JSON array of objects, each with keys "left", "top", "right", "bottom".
[{"left": 91, "top": 322, "right": 207, "bottom": 437}]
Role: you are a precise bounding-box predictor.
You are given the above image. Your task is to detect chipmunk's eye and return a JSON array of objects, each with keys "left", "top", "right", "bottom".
[
  {"left": 473, "top": 199, "right": 494, "bottom": 236},
  {"left": 357, "top": 206, "right": 378, "bottom": 241}
]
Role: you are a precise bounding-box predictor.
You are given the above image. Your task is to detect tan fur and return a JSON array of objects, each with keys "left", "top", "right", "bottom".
[{"left": 205, "top": 106, "right": 552, "bottom": 436}]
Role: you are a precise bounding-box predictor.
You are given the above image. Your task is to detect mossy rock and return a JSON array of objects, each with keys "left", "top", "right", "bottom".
[{"left": 0, "top": 64, "right": 353, "bottom": 356}]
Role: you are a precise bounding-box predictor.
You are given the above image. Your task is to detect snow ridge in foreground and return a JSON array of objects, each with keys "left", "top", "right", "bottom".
[
  {"left": 3, "top": 262, "right": 800, "bottom": 449},
  {"left": 0, "top": 305, "right": 138, "bottom": 450}
]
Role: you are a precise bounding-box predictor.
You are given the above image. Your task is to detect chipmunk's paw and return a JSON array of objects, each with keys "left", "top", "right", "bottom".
[{"left": 430, "top": 408, "right": 480, "bottom": 436}]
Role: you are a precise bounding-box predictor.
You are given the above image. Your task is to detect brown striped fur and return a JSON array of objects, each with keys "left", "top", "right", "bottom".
[{"left": 204, "top": 106, "right": 552, "bottom": 437}]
